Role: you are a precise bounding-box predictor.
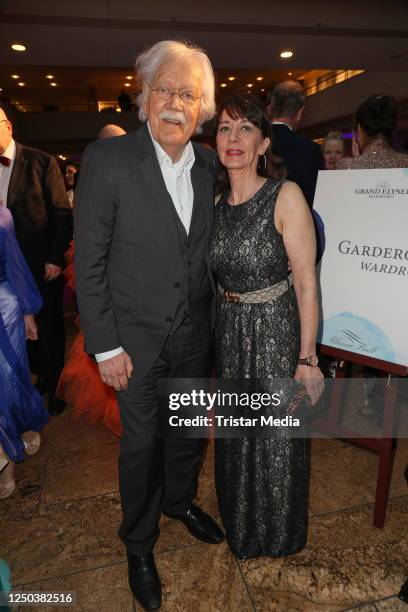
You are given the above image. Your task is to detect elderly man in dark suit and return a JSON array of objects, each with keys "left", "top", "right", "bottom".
[
  {"left": 0, "top": 106, "right": 73, "bottom": 414},
  {"left": 267, "top": 80, "right": 324, "bottom": 208},
  {"left": 74, "top": 40, "right": 223, "bottom": 611}
]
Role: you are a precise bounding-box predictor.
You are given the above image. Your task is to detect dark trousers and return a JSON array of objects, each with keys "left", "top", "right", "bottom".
[
  {"left": 27, "top": 276, "right": 65, "bottom": 392},
  {"left": 116, "top": 316, "right": 212, "bottom": 555}
]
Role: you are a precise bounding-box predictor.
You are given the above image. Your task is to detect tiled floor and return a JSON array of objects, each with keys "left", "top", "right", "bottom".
[{"left": 1, "top": 315, "right": 407, "bottom": 610}]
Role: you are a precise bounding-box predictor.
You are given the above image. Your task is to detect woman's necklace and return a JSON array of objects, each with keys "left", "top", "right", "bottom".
[{"left": 228, "top": 178, "right": 267, "bottom": 206}]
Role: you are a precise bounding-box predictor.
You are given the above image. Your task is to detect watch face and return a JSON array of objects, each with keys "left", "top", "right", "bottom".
[{"left": 309, "top": 355, "right": 319, "bottom": 366}]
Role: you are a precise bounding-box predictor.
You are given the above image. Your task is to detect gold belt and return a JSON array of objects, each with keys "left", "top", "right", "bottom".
[{"left": 218, "top": 275, "right": 293, "bottom": 304}]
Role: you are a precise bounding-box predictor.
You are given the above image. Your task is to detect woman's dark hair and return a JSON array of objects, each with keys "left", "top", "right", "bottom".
[
  {"left": 215, "top": 93, "right": 286, "bottom": 195},
  {"left": 356, "top": 95, "right": 397, "bottom": 139}
]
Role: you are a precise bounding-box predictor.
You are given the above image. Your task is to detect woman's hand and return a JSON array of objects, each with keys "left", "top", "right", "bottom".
[
  {"left": 24, "top": 315, "right": 38, "bottom": 340},
  {"left": 294, "top": 365, "right": 324, "bottom": 406},
  {"left": 351, "top": 129, "right": 360, "bottom": 157}
]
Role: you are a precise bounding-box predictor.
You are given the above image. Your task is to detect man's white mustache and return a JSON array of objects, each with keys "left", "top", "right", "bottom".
[{"left": 159, "top": 111, "right": 186, "bottom": 125}]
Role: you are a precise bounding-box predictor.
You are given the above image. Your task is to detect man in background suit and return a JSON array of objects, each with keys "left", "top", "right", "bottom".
[
  {"left": 267, "top": 80, "right": 324, "bottom": 208},
  {"left": 0, "top": 106, "right": 73, "bottom": 414},
  {"left": 74, "top": 40, "right": 223, "bottom": 611}
]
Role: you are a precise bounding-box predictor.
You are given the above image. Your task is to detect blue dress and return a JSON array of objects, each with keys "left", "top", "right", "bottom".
[{"left": 0, "top": 205, "right": 48, "bottom": 463}]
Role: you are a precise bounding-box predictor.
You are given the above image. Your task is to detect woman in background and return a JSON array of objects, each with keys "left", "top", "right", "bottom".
[
  {"left": 56, "top": 125, "right": 125, "bottom": 437},
  {"left": 0, "top": 205, "right": 48, "bottom": 499},
  {"left": 338, "top": 95, "right": 408, "bottom": 169},
  {"left": 337, "top": 95, "right": 408, "bottom": 416},
  {"left": 322, "top": 131, "right": 345, "bottom": 169}
]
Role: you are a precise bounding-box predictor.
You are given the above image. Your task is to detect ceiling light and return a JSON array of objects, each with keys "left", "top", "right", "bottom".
[
  {"left": 246, "top": 83, "right": 253, "bottom": 88},
  {"left": 11, "top": 74, "right": 20, "bottom": 79},
  {"left": 17, "top": 82, "right": 26, "bottom": 87},
  {"left": 46, "top": 75, "right": 55, "bottom": 79},
  {"left": 11, "top": 43, "right": 26, "bottom": 52},
  {"left": 227, "top": 76, "right": 236, "bottom": 81},
  {"left": 280, "top": 50, "right": 293, "bottom": 59},
  {"left": 50, "top": 82, "right": 58, "bottom": 87},
  {"left": 220, "top": 83, "right": 227, "bottom": 88},
  {"left": 256, "top": 76, "right": 263, "bottom": 81},
  {"left": 125, "top": 75, "right": 133, "bottom": 80},
  {"left": 124, "top": 83, "right": 131, "bottom": 87},
  {"left": 261, "top": 88, "right": 265, "bottom": 92},
  {"left": 288, "top": 72, "right": 293, "bottom": 76},
  {"left": 116, "top": 108, "right": 122, "bottom": 113}
]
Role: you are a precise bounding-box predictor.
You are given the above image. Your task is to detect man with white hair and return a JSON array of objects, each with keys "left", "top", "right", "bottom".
[{"left": 75, "top": 40, "right": 223, "bottom": 610}]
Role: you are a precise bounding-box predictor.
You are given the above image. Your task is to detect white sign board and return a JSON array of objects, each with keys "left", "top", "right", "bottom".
[{"left": 314, "top": 168, "right": 408, "bottom": 368}]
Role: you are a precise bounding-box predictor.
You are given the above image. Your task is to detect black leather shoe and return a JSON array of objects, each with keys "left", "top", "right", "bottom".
[
  {"left": 47, "top": 393, "right": 66, "bottom": 416},
  {"left": 127, "top": 553, "right": 162, "bottom": 611},
  {"left": 164, "top": 504, "right": 224, "bottom": 544}
]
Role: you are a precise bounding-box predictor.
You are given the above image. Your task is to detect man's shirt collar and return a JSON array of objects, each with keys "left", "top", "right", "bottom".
[
  {"left": 272, "top": 121, "right": 293, "bottom": 132},
  {"left": 147, "top": 122, "right": 195, "bottom": 176},
  {"left": 2, "top": 139, "right": 16, "bottom": 161}
]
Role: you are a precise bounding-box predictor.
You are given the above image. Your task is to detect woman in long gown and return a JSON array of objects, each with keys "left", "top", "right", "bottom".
[
  {"left": 0, "top": 205, "right": 48, "bottom": 498},
  {"left": 56, "top": 242, "right": 122, "bottom": 437},
  {"left": 209, "top": 94, "right": 324, "bottom": 559}
]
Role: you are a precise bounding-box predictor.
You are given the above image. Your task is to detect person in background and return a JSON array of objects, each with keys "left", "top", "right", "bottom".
[
  {"left": 0, "top": 106, "right": 73, "bottom": 416},
  {"left": 267, "top": 80, "right": 324, "bottom": 208},
  {"left": 338, "top": 95, "right": 408, "bottom": 169},
  {"left": 338, "top": 95, "right": 408, "bottom": 416},
  {"left": 117, "top": 90, "right": 132, "bottom": 113},
  {"left": 322, "top": 131, "right": 345, "bottom": 169},
  {"left": 62, "top": 160, "right": 80, "bottom": 207},
  {"left": 57, "top": 125, "right": 127, "bottom": 437},
  {"left": 98, "top": 124, "right": 126, "bottom": 139},
  {"left": 0, "top": 205, "right": 48, "bottom": 499}
]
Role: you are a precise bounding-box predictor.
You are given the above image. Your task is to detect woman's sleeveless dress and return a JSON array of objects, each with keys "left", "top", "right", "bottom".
[{"left": 209, "top": 178, "right": 309, "bottom": 558}]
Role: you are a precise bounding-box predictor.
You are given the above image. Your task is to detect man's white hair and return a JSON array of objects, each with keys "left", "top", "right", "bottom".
[{"left": 135, "top": 40, "right": 216, "bottom": 131}]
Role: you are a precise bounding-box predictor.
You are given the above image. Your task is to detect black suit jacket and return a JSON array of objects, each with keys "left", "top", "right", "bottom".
[
  {"left": 271, "top": 124, "right": 324, "bottom": 208},
  {"left": 7, "top": 143, "right": 73, "bottom": 285},
  {"left": 74, "top": 124, "right": 215, "bottom": 376}
]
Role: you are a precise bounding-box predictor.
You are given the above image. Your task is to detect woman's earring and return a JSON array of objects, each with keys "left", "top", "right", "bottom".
[{"left": 258, "top": 154, "right": 267, "bottom": 172}]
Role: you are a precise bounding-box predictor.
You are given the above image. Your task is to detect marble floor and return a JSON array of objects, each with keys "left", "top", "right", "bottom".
[
  {"left": 1, "top": 309, "right": 407, "bottom": 611},
  {"left": 1, "top": 412, "right": 407, "bottom": 611}
]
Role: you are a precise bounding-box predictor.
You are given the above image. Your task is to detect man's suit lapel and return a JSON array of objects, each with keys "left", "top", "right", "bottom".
[
  {"left": 190, "top": 160, "right": 213, "bottom": 241},
  {"left": 135, "top": 126, "right": 182, "bottom": 247},
  {"left": 7, "top": 143, "right": 26, "bottom": 208}
]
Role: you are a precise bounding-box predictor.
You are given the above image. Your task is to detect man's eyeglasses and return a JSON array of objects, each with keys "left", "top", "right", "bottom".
[{"left": 147, "top": 84, "right": 202, "bottom": 105}]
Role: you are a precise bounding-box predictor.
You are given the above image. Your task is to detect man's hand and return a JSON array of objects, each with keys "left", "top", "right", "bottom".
[
  {"left": 295, "top": 365, "right": 324, "bottom": 406},
  {"left": 97, "top": 351, "right": 134, "bottom": 391},
  {"left": 24, "top": 315, "right": 38, "bottom": 340},
  {"left": 44, "top": 263, "right": 62, "bottom": 281}
]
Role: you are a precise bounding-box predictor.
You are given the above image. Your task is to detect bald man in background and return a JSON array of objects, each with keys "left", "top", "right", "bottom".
[{"left": 98, "top": 124, "right": 126, "bottom": 139}]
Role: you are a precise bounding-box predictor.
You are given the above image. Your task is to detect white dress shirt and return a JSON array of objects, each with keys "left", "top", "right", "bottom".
[
  {"left": 95, "top": 123, "right": 195, "bottom": 363},
  {"left": 0, "top": 139, "right": 16, "bottom": 207},
  {"left": 272, "top": 121, "right": 293, "bottom": 131}
]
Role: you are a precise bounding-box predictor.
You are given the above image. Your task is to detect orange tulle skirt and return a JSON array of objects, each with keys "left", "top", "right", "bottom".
[{"left": 57, "top": 330, "right": 122, "bottom": 437}]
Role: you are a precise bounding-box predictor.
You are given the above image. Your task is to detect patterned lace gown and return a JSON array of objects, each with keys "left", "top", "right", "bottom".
[{"left": 209, "top": 178, "right": 309, "bottom": 558}]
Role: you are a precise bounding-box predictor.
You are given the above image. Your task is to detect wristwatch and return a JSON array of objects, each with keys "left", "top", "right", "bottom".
[{"left": 298, "top": 355, "right": 319, "bottom": 367}]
